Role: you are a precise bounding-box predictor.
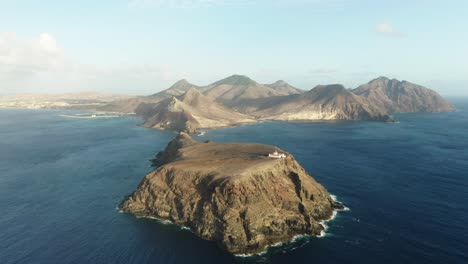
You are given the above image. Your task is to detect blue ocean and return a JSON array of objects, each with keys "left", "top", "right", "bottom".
[{"left": 1, "top": 99, "right": 467, "bottom": 264}]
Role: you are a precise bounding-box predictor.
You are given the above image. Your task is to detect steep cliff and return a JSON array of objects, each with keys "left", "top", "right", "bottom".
[{"left": 120, "top": 133, "right": 342, "bottom": 255}]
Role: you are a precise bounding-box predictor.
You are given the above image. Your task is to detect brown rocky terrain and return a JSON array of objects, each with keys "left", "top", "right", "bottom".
[
  {"left": 200, "top": 75, "right": 292, "bottom": 107},
  {"left": 99, "top": 79, "right": 200, "bottom": 113},
  {"left": 265, "top": 80, "right": 304, "bottom": 95},
  {"left": 120, "top": 133, "right": 343, "bottom": 255},
  {"left": 352, "top": 77, "right": 455, "bottom": 113},
  {"left": 250, "top": 84, "right": 393, "bottom": 122},
  {"left": 137, "top": 88, "right": 255, "bottom": 133},
  {"left": 97, "top": 75, "right": 454, "bottom": 131}
]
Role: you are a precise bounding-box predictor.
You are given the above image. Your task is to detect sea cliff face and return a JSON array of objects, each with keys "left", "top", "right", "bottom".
[{"left": 119, "top": 133, "right": 341, "bottom": 255}]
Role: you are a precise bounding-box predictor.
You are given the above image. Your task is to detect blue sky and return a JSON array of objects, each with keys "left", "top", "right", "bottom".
[{"left": 0, "top": 0, "right": 467, "bottom": 95}]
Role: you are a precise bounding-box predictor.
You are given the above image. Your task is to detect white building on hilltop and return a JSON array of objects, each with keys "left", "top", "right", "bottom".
[{"left": 268, "top": 150, "right": 286, "bottom": 159}]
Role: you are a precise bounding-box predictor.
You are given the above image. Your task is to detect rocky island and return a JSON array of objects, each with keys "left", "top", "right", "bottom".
[{"left": 119, "top": 133, "right": 343, "bottom": 255}]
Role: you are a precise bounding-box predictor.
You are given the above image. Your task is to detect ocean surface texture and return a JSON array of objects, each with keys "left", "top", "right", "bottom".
[{"left": 1, "top": 99, "right": 467, "bottom": 264}]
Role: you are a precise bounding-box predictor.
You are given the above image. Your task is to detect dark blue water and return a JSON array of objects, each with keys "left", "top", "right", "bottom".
[{"left": 1, "top": 101, "right": 467, "bottom": 264}]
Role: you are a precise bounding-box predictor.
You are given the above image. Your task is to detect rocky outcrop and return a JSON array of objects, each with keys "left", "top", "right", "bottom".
[
  {"left": 120, "top": 133, "right": 342, "bottom": 255},
  {"left": 352, "top": 77, "right": 455, "bottom": 113}
]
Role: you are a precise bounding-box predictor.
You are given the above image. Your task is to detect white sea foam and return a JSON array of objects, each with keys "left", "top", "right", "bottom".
[
  {"left": 136, "top": 215, "right": 196, "bottom": 234},
  {"left": 141, "top": 216, "right": 174, "bottom": 225},
  {"left": 330, "top": 194, "right": 350, "bottom": 211},
  {"left": 341, "top": 206, "right": 351, "bottom": 211},
  {"left": 235, "top": 248, "right": 268, "bottom": 258},
  {"left": 234, "top": 243, "right": 272, "bottom": 258},
  {"left": 291, "top": 234, "right": 308, "bottom": 242},
  {"left": 317, "top": 229, "right": 326, "bottom": 238},
  {"left": 181, "top": 226, "right": 192, "bottom": 232},
  {"left": 235, "top": 253, "right": 257, "bottom": 258},
  {"left": 235, "top": 233, "right": 316, "bottom": 258},
  {"left": 316, "top": 194, "right": 350, "bottom": 238}
]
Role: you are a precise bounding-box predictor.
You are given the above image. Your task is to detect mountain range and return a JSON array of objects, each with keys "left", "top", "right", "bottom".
[{"left": 101, "top": 75, "right": 454, "bottom": 132}]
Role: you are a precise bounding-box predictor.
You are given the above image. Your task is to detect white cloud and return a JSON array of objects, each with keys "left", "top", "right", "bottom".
[
  {"left": 0, "top": 32, "right": 183, "bottom": 94},
  {"left": 375, "top": 22, "right": 406, "bottom": 37},
  {"left": 0, "top": 32, "right": 69, "bottom": 74}
]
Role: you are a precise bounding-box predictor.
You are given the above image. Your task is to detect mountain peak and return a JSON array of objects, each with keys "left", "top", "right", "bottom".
[
  {"left": 150, "top": 79, "right": 199, "bottom": 98},
  {"left": 169, "top": 79, "right": 196, "bottom": 89},
  {"left": 265, "top": 80, "right": 304, "bottom": 95},
  {"left": 268, "top": 80, "right": 291, "bottom": 88},
  {"left": 271, "top": 80, "right": 288, "bottom": 86},
  {"left": 213, "top": 74, "right": 258, "bottom": 86},
  {"left": 311, "top": 84, "right": 346, "bottom": 92},
  {"left": 369, "top": 76, "right": 399, "bottom": 83}
]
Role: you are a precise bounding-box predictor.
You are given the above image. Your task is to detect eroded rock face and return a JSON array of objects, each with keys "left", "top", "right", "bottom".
[{"left": 120, "top": 133, "right": 339, "bottom": 255}]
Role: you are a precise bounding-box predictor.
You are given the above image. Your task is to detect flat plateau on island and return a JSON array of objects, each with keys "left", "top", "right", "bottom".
[{"left": 120, "top": 133, "right": 343, "bottom": 255}]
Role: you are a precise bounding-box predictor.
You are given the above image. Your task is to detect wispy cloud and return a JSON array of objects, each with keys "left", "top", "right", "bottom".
[
  {"left": 375, "top": 22, "right": 406, "bottom": 37},
  {"left": 0, "top": 32, "right": 69, "bottom": 74}
]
